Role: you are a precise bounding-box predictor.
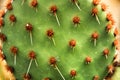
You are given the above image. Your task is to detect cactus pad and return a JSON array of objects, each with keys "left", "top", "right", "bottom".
[{"left": 1, "top": 0, "right": 118, "bottom": 80}]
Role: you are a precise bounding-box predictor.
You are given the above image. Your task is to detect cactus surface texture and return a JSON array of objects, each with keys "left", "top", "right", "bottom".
[{"left": 0, "top": 0, "right": 118, "bottom": 80}]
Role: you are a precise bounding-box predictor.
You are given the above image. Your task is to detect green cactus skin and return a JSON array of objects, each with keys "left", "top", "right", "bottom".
[{"left": 1, "top": 0, "right": 117, "bottom": 80}]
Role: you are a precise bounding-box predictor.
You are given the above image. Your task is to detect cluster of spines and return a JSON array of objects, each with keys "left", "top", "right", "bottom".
[{"left": 0, "top": 0, "right": 120, "bottom": 80}]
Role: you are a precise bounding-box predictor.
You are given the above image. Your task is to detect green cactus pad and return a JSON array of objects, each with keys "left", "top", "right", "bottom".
[{"left": 1, "top": 0, "right": 116, "bottom": 80}]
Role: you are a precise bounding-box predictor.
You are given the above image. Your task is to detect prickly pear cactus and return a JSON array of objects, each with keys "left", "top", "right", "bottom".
[{"left": 0, "top": 0, "right": 119, "bottom": 80}]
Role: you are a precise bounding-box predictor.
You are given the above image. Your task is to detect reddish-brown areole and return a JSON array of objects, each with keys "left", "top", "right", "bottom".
[
  {"left": 103, "top": 48, "right": 109, "bottom": 57},
  {"left": 85, "top": 56, "right": 92, "bottom": 64},
  {"left": 72, "top": 16, "right": 80, "bottom": 25},
  {"left": 71, "top": 0, "right": 78, "bottom": 3},
  {"left": 25, "top": 23, "right": 33, "bottom": 45},
  {"left": 0, "top": 33, "right": 7, "bottom": 42},
  {"left": 6, "top": 3, "right": 13, "bottom": 10},
  {"left": 44, "top": 77, "right": 51, "bottom": 80},
  {"left": 50, "top": 5, "right": 57, "bottom": 15},
  {"left": 91, "top": 32, "right": 99, "bottom": 46},
  {"left": 69, "top": 39, "right": 76, "bottom": 48},
  {"left": 101, "top": 3, "right": 107, "bottom": 11},
  {"left": 6, "top": 65, "right": 14, "bottom": 73},
  {"left": 47, "top": 29, "right": 54, "bottom": 38},
  {"left": 0, "top": 53, "right": 6, "bottom": 60},
  {"left": 113, "top": 39, "right": 119, "bottom": 47},
  {"left": 107, "top": 65, "right": 114, "bottom": 74},
  {"left": 91, "top": 32, "right": 99, "bottom": 40},
  {"left": 10, "top": 46, "right": 18, "bottom": 55},
  {"left": 28, "top": 51, "right": 36, "bottom": 59},
  {"left": 9, "top": 14, "right": 16, "bottom": 22},
  {"left": 114, "top": 28, "right": 119, "bottom": 36},
  {"left": 0, "top": 18, "right": 4, "bottom": 27},
  {"left": 49, "top": 57, "right": 57, "bottom": 66},
  {"left": 111, "top": 18, "right": 115, "bottom": 25},
  {"left": 106, "top": 13, "right": 115, "bottom": 25},
  {"left": 23, "top": 73, "right": 31, "bottom": 80},
  {"left": 25, "top": 23, "right": 33, "bottom": 32},
  {"left": 70, "top": 70, "right": 77, "bottom": 77},
  {"left": 92, "top": 7, "right": 98, "bottom": 16},
  {"left": 106, "top": 13, "right": 113, "bottom": 21},
  {"left": 92, "top": 0, "right": 100, "bottom": 6},
  {"left": 31, "top": 0, "right": 38, "bottom": 7},
  {"left": 106, "top": 24, "right": 112, "bottom": 32},
  {"left": 50, "top": 5, "right": 60, "bottom": 26},
  {"left": 93, "top": 75, "right": 99, "bottom": 80}
]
